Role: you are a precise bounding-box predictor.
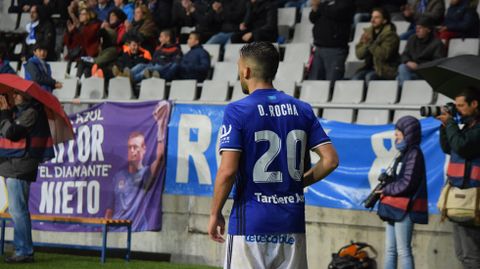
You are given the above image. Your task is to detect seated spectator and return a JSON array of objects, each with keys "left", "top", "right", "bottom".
[
  {"left": 23, "top": 5, "right": 57, "bottom": 61},
  {"left": 24, "top": 43, "right": 63, "bottom": 92},
  {"left": 230, "top": 0, "right": 278, "bottom": 43},
  {"left": 112, "top": 34, "right": 152, "bottom": 79},
  {"left": 438, "top": 0, "right": 480, "bottom": 43},
  {"left": 125, "top": 4, "right": 158, "bottom": 53},
  {"left": 171, "top": 0, "right": 211, "bottom": 43},
  {"left": 400, "top": 0, "right": 445, "bottom": 40},
  {"left": 114, "top": 0, "right": 134, "bottom": 21},
  {"left": 0, "top": 43, "right": 16, "bottom": 75},
  {"left": 94, "top": 0, "right": 114, "bottom": 22},
  {"left": 102, "top": 8, "right": 128, "bottom": 50},
  {"left": 353, "top": 8, "right": 400, "bottom": 84},
  {"left": 64, "top": 7, "right": 102, "bottom": 61},
  {"left": 397, "top": 16, "right": 446, "bottom": 86},
  {"left": 77, "top": 29, "right": 118, "bottom": 79},
  {"left": 131, "top": 29, "right": 182, "bottom": 83},
  {"left": 206, "top": 0, "right": 247, "bottom": 46}
]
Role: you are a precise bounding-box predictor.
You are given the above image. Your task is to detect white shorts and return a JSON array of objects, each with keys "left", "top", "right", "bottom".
[{"left": 224, "top": 233, "right": 308, "bottom": 269}]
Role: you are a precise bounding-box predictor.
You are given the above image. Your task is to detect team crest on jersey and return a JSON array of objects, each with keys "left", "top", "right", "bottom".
[
  {"left": 219, "top": 124, "right": 232, "bottom": 144},
  {"left": 118, "top": 179, "right": 126, "bottom": 190}
]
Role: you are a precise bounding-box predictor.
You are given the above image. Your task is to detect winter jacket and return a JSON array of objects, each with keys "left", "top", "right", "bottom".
[
  {"left": 440, "top": 117, "right": 480, "bottom": 188},
  {"left": 64, "top": 20, "right": 102, "bottom": 58},
  {"left": 152, "top": 43, "right": 182, "bottom": 66},
  {"left": 411, "top": 0, "right": 445, "bottom": 25},
  {"left": 443, "top": 0, "right": 480, "bottom": 38},
  {"left": 127, "top": 18, "right": 158, "bottom": 53},
  {"left": 0, "top": 60, "right": 16, "bottom": 74},
  {"left": 24, "top": 5, "right": 57, "bottom": 61},
  {"left": 24, "top": 56, "right": 56, "bottom": 92},
  {"left": 177, "top": 45, "right": 211, "bottom": 81},
  {"left": 243, "top": 0, "right": 278, "bottom": 42},
  {"left": 401, "top": 32, "right": 446, "bottom": 64},
  {"left": 206, "top": 0, "right": 247, "bottom": 33},
  {"left": 0, "top": 102, "right": 54, "bottom": 182},
  {"left": 378, "top": 116, "right": 428, "bottom": 224},
  {"left": 171, "top": 0, "right": 210, "bottom": 35},
  {"left": 310, "top": 0, "right": 355, "bottom": 49},
  {"left": 94, "top": 2, "right": 114, "bottom": 22},
  {"left": 116, "top": 45, "right": 152, "bottom": 70},
  {"left": 356, "top": 24, "right": 400, "bottom": 79}
]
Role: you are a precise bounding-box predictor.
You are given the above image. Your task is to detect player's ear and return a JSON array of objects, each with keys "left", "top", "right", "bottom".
[{"left": 244, "top": 66, "right": 251, "bottom": 80}]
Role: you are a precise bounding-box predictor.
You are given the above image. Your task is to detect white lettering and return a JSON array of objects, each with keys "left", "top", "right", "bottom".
[{"left": 257, "top": 105, "right": 265, "bottom": 116}]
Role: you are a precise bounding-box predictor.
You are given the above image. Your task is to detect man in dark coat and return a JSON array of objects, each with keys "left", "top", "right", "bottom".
[
  {"left": 23, "top": 5, "right": 57, "bottom": 61},
  {"left": 230, "top": 0, "right": 278, "bottom": 43},
  {"left": 205, "top": 0, "right": 247, "bottom": 46},
  {"left": 438, "top": 0, "right": 480, "bottom": 42}
]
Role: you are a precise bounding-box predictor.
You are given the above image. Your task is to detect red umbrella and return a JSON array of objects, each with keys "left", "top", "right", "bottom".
[{"left": 0, "top": 74, "right": 74, "bottom": 144}]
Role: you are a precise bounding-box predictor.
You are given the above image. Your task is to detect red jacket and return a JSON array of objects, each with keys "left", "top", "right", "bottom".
[{"left": 64, "top": 21, "right": 102, "bottom": 58}]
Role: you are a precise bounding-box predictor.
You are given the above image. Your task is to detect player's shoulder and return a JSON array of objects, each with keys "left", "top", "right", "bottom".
[{"left": 279, "top": 93, "right": 315, "bottom": 114}]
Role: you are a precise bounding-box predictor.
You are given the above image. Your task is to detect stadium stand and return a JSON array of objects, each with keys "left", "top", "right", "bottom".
[
  {"left": 283, "top": 43, "right": 311, "bottom": 65},
  {"left": 393, "top": 80, "right": 434, "bottom": 121},
  {"left": 276, "top": 61, "right": 305, "bottom": 83},
  {"left": 322, "top": 80, "right": 364, "bottom": 123},
  {"left": 212, "top": 62, "right": 238, "bottom": 84},
  {"left": 79, "top": 77, "right": 105, "bottom": 100},
  {"left": 230, "top": 82, "right": 245, "bottom": 102},
  {"left": 199, "top": 80, "right": 229, "bottom": 102},
  {"left": 139, "top": 78, "right": 166, "bottom": 100},
  {"left": 357, "top": 81, "right": 399, "bottom": 125},
  {"left": 168, "top": 80, "right": 197, "bottom": 101},
  {"left": 107, "top": 77, "right": 134, "bottom": 100},
  {"left": 53, "top": 78, "right": 78, "bottom": 100},
  {"left": 273, "top": 79, "right": 296, "bottom": 97},
  {"left": 299, "top": 80, "right": 331, "bottom": 115},
  {"left": 448, "top": 38, "right": 480, "bottom": 57}
]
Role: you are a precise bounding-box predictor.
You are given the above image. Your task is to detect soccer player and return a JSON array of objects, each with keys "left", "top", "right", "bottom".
[{"left": 208, "top": 42, "right": 339, "bottom": 269}]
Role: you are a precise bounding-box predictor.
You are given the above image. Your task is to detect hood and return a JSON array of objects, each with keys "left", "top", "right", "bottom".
[{"left": 395, "top": 116, "right": 421, "bottom": 147}]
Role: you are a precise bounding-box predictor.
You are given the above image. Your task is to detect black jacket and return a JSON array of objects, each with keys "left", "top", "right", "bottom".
[
  {"left": 243, "top": 0, "right": 278, "bottom": 42},
  {"left": 206, "top": 0, "right": 247, "bottom": 33},
  {"left": 444, "top": 0, "right": 480, "bottom": 38},
  {"left": 310, "top": 0, "right": 355, "bottom": 48},
  {"left": 401, "top": 32, "right": 446, "bottom": 64}
]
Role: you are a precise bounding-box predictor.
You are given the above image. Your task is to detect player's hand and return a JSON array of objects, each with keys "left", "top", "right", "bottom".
[{"left": 208, "top": 213, "right": 225, "bottom": 243}]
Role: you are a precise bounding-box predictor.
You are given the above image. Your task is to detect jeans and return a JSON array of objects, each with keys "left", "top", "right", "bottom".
[
  {"left": 131, "top": 63, "right": 176, "bottom": 83},
  {"left": 6, "top": 178, "right": 33, "bottom": 257},
  {"left": 351, "top": 68, "right": 381, "bottom": 85},
  {"left": 396, "top": 63, "right": 420, "bottom": 87},
  {"left": 206, "top": 32, "right": 233, "bottom": 46},
  {"left": 308, "top": 47, "right": 348, "bottom": 81},
  {"left": 384, "top": 216, "right": 415, "bottom": 269},
  {"left": 453, "top": 223, "right": 480, "bottom": 269}
]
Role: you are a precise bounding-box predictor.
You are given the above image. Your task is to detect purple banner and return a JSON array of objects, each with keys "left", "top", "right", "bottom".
[{"left": 29, "top": 101, "right": 171, "bottom": 232}]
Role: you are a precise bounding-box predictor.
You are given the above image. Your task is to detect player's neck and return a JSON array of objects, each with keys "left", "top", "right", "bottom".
[
  {"left": 128, "top": 163, "right": 143, "bottom": 174},
  {"left": 248, "top": 81, "right": 274, "bottom": 94}
]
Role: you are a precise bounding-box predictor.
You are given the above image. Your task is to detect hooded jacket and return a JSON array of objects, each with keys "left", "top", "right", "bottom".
[{"left": 378, "top": 116, "right": 428, "bottom": 224}]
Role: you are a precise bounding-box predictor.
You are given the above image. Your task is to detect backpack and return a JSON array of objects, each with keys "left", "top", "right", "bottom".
[{"left": 328, "top": 241, "right": 377, "bottom": 269}]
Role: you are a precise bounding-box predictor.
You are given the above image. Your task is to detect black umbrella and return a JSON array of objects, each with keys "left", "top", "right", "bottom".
[{"left": 416, "top": 55, "right": 480, "bottom": 99}]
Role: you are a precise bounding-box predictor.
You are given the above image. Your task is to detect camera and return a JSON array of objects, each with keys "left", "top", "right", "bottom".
[
  {"left": 420, "top": 102, "right": 457, "bottom": 118},
  {"left": 362, "top": 172, "right": 395, "bottom": 209}
]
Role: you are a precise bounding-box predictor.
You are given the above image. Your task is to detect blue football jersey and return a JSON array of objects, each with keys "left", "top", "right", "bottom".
[{"left": 219, "top": 89, "right": 331, "bottom": 235}]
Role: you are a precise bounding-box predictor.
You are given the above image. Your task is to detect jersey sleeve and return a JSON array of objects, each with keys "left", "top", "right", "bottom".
[
  {"left": 306, "top": 106, "right": 331, "bottom": 150},
  {"left": 219, "top": 104, "right": 243, "bottom": 152}
]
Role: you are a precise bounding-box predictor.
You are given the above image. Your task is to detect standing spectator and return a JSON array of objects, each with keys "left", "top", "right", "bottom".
[
  {"left": 94, "top": 0, "right": 114, "bottom": 22},
  {"left": 24, "top": 44, "right": 63, "bottom": 92},
  {"left": 23, "top": 5, "right": 57, "bottom": 61},
  {"left": 113, "top": 0, "right": 134, "bottom": 22},
  {"left": 205, "top": 0, "right": 247, "bottom": 46},
  {"left": 1, "top": 89, "right": 54, "bottom": 264},
  {"left": 353, "top": 8, "right": 400, "bottom": 84},
  {"left": 171, "top": 0, "right": 211, "bottom": 43},
  {"left": 125, "top": 5, "right": 158, "bottom": 53},
  {"left": 378, "top": 0, "right": 407, "bottom": 20},
  {"left": 77, "top": 29, "right": 118, "bottom": 79},
  {"left": 437, "top": 88, "right": 480, "bottom": 269},
  {"left": 397, "top": 16, "right": 446, "bottom": 86},
  {"left": 230, "top": 0, "right": 278, "bottom": 43},
  {"left": 0, "top": 43, "right": 17, "bottom": 75},
  {"left": 377, "top": 115, "right": 428, "bottom": 269},
  {"left": 308, "top": 0, "right": 355, "bottom": 82},
  {"left": 354, "top": 0, "right": 376, "bottom": 25},
  {"left": 438, "top": 0, "right": 480, "bottom": 43},
  {"left": 18, "top": 0, "right": 42, "bottom": 12},
  {"left": 64, "top": 7, "right": 101, "bottom": 61},
  {"left": 132, "top": 29, "right": 182, "bottom": 83},
  {"left": 400, "top": 0, "right": 445, "bottom": 40},
  {"left": 150, "top": 0, "right": 174, "bottom": 31},
  {"left": 102, "top": 8, "right": 128, "bottom": 50},
  {"left": 112, "top": 34, "right": 152, "bottom": 78}
]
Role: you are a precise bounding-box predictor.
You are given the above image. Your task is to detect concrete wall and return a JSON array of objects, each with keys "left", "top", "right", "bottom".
[{"left": 4, "top": 194, "right": 462, "bottom": 268}]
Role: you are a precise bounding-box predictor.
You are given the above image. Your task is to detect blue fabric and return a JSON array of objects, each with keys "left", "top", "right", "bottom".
[
  {"left": 177, "top": 45, "right": 210, "bottom": 81},
  {"left": 219, "top": 89, "right": 330, "bottom": 235},
  {"left": 417, "top": 0, "right": 427, "bottom": 14},
  {"left": 95, "top": 2, "right": 114, "bottom": 22},
  {"left": 6, "top": 177, "right": 33, "bottom": 256},
  {"left": 206, "top": 32, "right": 234, "bottom": 46},
  {"left": 444, "top": 0, "right": 480, "bottom": 38},
  {"left": 122, "top": 3, "right": 135, "bottom": 22},
  {"left": 385, "top": 216, "right": 415, "bottom": 269},
  {"left": 395, "top": 140, "right": 407, "bottom": 151},
  {"left": 24, "top": 56, "right": 53, "bottom": 92}
]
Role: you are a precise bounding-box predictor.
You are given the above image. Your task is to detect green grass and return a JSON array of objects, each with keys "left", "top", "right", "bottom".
[{"left": 0, "top": 252, "right": 220, "bottom": 269}]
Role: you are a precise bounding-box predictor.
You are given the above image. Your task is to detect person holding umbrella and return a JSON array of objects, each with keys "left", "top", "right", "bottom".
[{"left": 0, "top": 89, "right": 55, "bottom": 263}]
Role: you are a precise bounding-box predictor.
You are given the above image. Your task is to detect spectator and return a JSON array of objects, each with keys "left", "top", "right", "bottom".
[
  {"left": 230, "top": 0, "right": 278, "bottom": 43},
  {"left": 24, "top": 43, "right": 63, "bottom": 93},
  {"left": 353, "top": 8, "right": 400, "bottom": 84},
  {"left": 205, "top": 0, "right": 247, "bottom": 46},
  {"left": 280, "top": 0, "right": 308, "bottom": 9},
  {"left": 18, "top": 0, "right": 42, "bottom": 12},
  {"left": 125, "top": 5, "right": 158, "bottom": 53},
  {"left": 0, "top": 43, "right": 16, "bottom": 75},
  {"left": 64, "top": 7, "right": 101, "bottom": 61},
  {"left": 171, "top": 0, "right": 211, "bottom": 43},
  {"left": 112, "top": 34, "right": 152, "bottom": 78},
  {"left": 150, "top": 0, "right": 174, "bottom": 31},
  {"left": 94, "top": 0, "right": 114, "bottom": 21},
  {"left": 400, "top": 0, "right": 445, "bottom": 40},
  {"left": 113, "top": 0, "right": 134, "bottom": 21},
  {"left": 308, "top": 0, "right": 355, "bottom": 82},
  {"left": 132, "top": 29, "right": 182, "bottom": 83},
  {"left": 76, "top": 29, "right": 118, "bottom": 79},
  {"left": 438, "top": 0, "right": 480, "bottom": 43},
  {"left": 102, "top": 8, "right": 128, "bottom": 50},
  {"left": 378, "top": 0, "right": 407, "bottom": 20},
  {"left": 397, "top": 16, "right": 446, "bottom": 86},
  {"left": 23, "top": 5, "right": 57, "bottom": 61}
]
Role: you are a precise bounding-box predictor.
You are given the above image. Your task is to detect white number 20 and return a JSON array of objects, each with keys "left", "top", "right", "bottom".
[{"left": 253, "top": 130, "right": 306, "bottom": 183}]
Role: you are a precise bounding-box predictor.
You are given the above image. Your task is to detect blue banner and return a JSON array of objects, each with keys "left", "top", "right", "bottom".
[{"left": 165, "top": 104, "right": 445, "bottom": 213}]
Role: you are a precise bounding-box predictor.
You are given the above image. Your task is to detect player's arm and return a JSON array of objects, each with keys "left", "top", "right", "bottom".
[
  {"left": 208, "top": 150, "right": 241, "bottom": 243},
  {"left": 303, "top": 143, "right": 339, "bottom": 187},
  {"left": 144, "top": 140, "right": 165, "bottom": 191}
]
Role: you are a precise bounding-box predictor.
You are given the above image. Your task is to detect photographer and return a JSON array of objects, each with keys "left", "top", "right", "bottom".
[
  {"left": 377, "top": 115, "right": 428, "bottom": 269},
  {"left": 437, "top": 87, "right": 480, "bottom": 269}
]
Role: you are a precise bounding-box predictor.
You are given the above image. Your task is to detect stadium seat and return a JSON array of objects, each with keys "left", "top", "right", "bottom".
[
  {"left": 345, "top": 42, "right": 363, "bottom": 79},
  {"left": 283, "top": 43, "right": 311, "bottom": 64},
  {"left": 300, "top": 7, "right": 312, "bottom": 24},
  {"left": 394, "top": 21, "right": 410, "bottom": 36},
  {"left": 139, "top": 78, "right": 166, "bottom": 100},
  {"left": 223, "top": 44, "right": 245, "bottom": 63},
  {"left": 212, "top": 62, "right": 238, "bottom": 84},
  {"left": 435, "top": 93, "right": 453, "bottom": 105},
  {"left": 399, "top": 40, "right": 407, "bottom": 54},
  {"left": 18, "top": 64, "right": 25, "bottom": 78},
  {"left": 107, "top": 77, "right": 133, "bottom": 100},
  {"left": 79, "top": 77, "right": 105, "bottom": 99},
  {"left": 9, "top": 61, "right": 18, "bottom": 72},
  {"left": 18, "top": 13, "right": 30, "bottom": 30},
  {"left": 180, "top": 44, "right": 189, "bottom": 55},
  {"left": 276, "top": 62, "right": 304, "bottom": 83},
  {"left": 0, "top": 13, "right": 16, "bottom": 31},
  {"left": 168, "top": 80, "right": 197, "bottom": 101},
  {"left": 299, "top": 80, "right": 331, "bottom": 115},
  {"left": 291, "top": 23, "right": 313, "bottom": 43},
  {"left": 48, "top": 61, "right": 68, "bottom": 80},
  {"left": 278, "top": 7, "right": 296, "bottom": 28},
  {"left": 352, "top": 22, "right": 371, "bottom": 44},
  {"left": 230, "top": 82, "right": 244, "bottom": 101},
  {"left": 393, "top": 80, "right": 433, "bottom": 121},
  {"left": 365, "top": 80, "right": 398, "bottom": 104},
  {"left": 203, "top": 44, "right": 220, "bottom": 65},
  {"left": 322, "top": 80, "right": 364, "bottom": 123},
  {"left": 448, "top": 38, "right": 479, "bottom": 57},
  {"left": 53, "top": 78, "right": 78, "bottom": 99},
  {"left": 199, "top": 80, "right": 229, "bottom": 101},
  {"left": 273, "top": 79, "right": 296, "bottom": 97}
]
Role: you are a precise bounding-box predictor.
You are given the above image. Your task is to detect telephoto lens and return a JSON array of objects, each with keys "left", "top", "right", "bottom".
[{"left": 420, "top": 106, "right": 442, "bottom": 117}]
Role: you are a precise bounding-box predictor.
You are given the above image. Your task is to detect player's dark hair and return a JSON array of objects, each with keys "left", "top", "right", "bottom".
[{"left": 239, "top": 42, "right": 279, "bottom": 83}]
